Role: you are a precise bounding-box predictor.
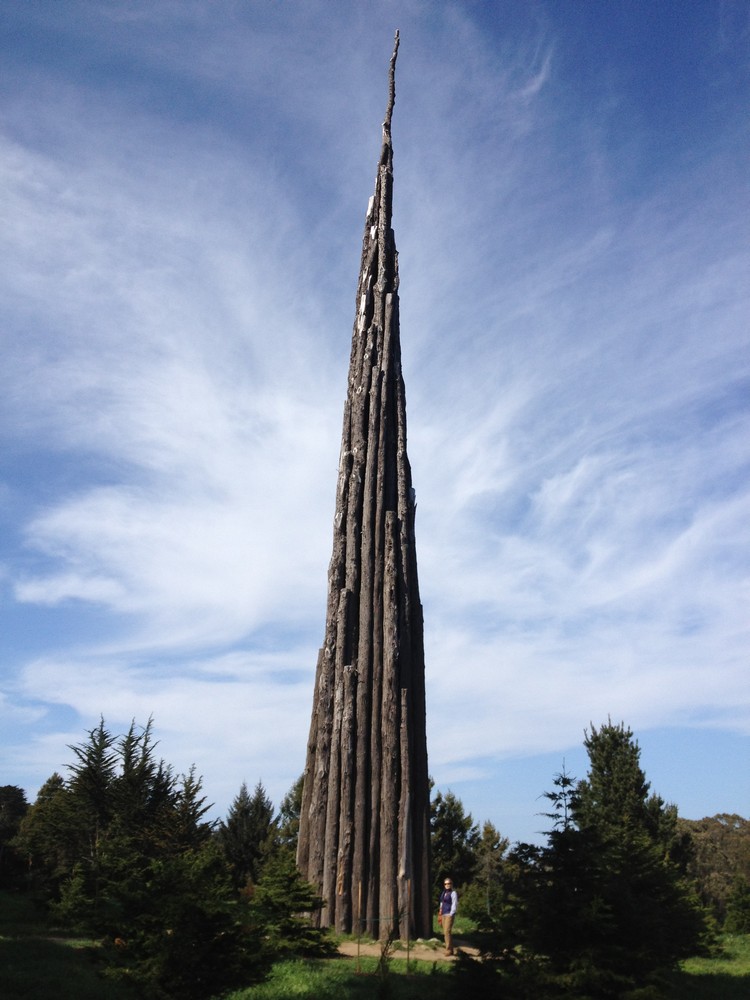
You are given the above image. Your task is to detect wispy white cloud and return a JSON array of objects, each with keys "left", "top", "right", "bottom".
[{"left": 14, "top": 646, "right": 313, "bottom": 811}]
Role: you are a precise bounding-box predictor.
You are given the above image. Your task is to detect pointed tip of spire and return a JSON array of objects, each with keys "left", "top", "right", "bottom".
[{"left": 384, "top": 30, "right": 399, "bottom": 138}]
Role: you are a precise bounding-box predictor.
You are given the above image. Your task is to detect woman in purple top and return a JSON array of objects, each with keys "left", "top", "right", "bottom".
[{"left": 438, "top": 877, "right": 458, "bottom": 955}]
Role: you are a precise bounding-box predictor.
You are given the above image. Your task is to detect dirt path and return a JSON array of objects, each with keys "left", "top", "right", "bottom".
[{"left": 336, "top": 937, "right": 479, "bottom": 963}]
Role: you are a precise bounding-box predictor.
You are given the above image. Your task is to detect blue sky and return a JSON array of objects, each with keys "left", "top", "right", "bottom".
[{"left": 1, "top": 1, "right": 748, "bottom": 846}]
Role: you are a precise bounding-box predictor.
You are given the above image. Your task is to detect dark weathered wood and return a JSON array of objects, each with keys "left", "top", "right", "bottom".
[{"left": 297, "top": 31, "right": 431, "bottom": 939}]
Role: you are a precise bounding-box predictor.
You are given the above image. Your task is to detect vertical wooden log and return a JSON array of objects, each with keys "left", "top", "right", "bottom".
[{"left": 379, "top": 509, "right": 400, "bottom": 938}]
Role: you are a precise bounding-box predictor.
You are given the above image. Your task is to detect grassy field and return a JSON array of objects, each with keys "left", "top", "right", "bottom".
[{"left": 2, "top": 890, "right": 749, "bottom": 999}]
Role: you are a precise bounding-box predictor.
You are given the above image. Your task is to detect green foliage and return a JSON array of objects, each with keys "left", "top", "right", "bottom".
[
  {"left": 539, "top": 761, "right": 577, "bottom": 831},
  {"left": 276, "top": 774, "right": 303, "bottom": 854},
  {"left": 14, "top": 772, "right": 84, "bottom": 892},
  {"left": 107, "top": 839, "right": 265, "bottom": 999},
  {"left": 460, "top": 820, "right": 509, "bottom": 928},
  {"left": 4, "top": 883, "right": 747, "bottom": 999},
  {"left": 67, "top": 717, "right": 119, "bottom": 827},
  {"left": 450, "top": 947, "right": 554, "bottom": 1000},
  {"left": 249, "top": 850, "right": 332, "bottom": 960},
  {"left": 218, "top": 780, "right": 276, "bottom": 890},
  {"left": 474, "top": 821, "right": 509, "bottom": 893},
  {"left": 724, "top": 880, "right": 750, "bottom": 934},
  {"left": 679, "top": 814, "right": 750, "bottom": 925},
  {"left": 13, "top": 718, "right": 264, "bottom": 999},
  {"left": 501, "top": 721, "right": 714, "bottom": 997},
  {"left": 0, "top": 784, "right": 29, "bottom": 886},
  {"left": 0, "top": 785, "right": 29, "bottom": 840},
  {"left": 430, "top": 788, "right": 479, "bottom": 894},
  {"left": 463, "top": 722, "right": 713, "bottom": 998},
  {"left": 574, "top": 719, "right": 656, "bottom": 836}
]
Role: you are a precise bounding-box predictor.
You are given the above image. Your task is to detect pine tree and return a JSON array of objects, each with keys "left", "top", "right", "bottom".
[
  {"left": 461, "top": 820, "right": 509, "bottom": 924},
  {"left": 521, "top": 720, "right": 711, "bottom": 996},
  {"left": 250, "top": 851, "right": 331, "bottom": 959},
  {"left": 218, "top": 780, "right": 276, "bottom": 889},
  {"left": 573, "top": 720, "right": 652, "bottom": 835},
  {"left": 430, "top": 789, "right": 480, "bottom": 894},
  {"left": 539, "top": 762, "right": 577, "bottom": 831}
]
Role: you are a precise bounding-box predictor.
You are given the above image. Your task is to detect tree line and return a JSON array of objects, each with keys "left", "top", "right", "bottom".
[{"left": 1, "top": 717, "right": 748, "bottom": 998}]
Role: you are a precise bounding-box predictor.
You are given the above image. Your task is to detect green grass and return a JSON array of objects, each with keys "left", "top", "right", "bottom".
[
  {"left": 227, "top": 956, "right": 453, "bottom": 999},
  {"left": 431, "top": 914, "right": 476, "bottom": 937},
  {"left": 0, "top": 891, "right": 136, "bottom": 999},
  {"left": 664, "top": 934, "right": 750, "bottom": 999}
]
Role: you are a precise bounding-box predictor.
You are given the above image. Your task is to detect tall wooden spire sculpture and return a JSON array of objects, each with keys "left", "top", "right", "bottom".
[{"left": 297, "top": 32, "right": 430, "bottom": 940}]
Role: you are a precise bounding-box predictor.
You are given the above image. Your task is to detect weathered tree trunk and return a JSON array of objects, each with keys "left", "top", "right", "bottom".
[{"left": 297, "top": 32, "right": 431, "bottom": 939}]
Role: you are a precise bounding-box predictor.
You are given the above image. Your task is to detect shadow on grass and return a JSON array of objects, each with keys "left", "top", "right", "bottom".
[
  {"left": 0, "top": 892, "right": 135, "bottom": 1000},
  {"left": 0, "top": 934, "right": 135, "bottom": 1000},
  {"left": 666, "top": 969, "right": 750, "bottom": 999}
]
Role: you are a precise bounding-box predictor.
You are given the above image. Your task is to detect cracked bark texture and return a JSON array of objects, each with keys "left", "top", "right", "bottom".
[{"left": 297, "top": 32, "right": 430, "bottom": 940}]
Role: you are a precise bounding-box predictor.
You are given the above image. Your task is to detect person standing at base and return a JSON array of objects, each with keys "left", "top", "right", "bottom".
[{"left": 437, "top": 877, "right": 458, "bottom": 955}]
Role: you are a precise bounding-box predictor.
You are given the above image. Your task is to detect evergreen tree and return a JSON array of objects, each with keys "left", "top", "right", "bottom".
[
  {"left": 573, "top": 720, "right": 651, "bottom": 835},
  {"left": 110, "top": 718, "right": 177, "bottom": 838},
  {"left": 514, "top": 824, "right": 607, "bottom": 990},
  {"left": 0, "top": 785, "right": 29, "bottom": 842},
  {"left": 0, "top": 785, "right": 29, "bottom": 886},
  {"left": 15, "top": 773, "right": 82, "bottom": 892},
  {"left": 725, "top": 878, "right": 750, "bottom": 933},
  {"left": 218, "top": 780, "right": 276, "bottom": 889},
  {"left": 250, "top": 851, "right": 332, "bottom": 959},
  {"left": 67, "top": 717, "right": 119, "bottom": 826},
  {"left": 575, "top": 721, "right": 697, "bottom": 882},
  {"left": 538, "top": 762, "right": 577, "bottom": 831},
  {"left": 114, "top": 835, "right": 264, "bottom": 1000},
  {"left": 461, "top": 821, "right": 509, "bottom": 923},
  {"left": 276, "top": 774, "right": 303, "bottom": 856},
  {"left": 517, "top": 721, "right": 711, "bottom": 996},
  {"left": 430, "top": 788, "right": 479, "bottom": 894}
]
